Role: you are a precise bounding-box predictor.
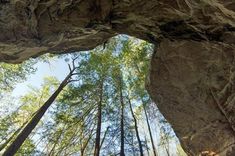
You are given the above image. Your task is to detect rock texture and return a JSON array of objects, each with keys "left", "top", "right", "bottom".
[
  {"left": 0, "top": 0, "right": 235, "bottom": 155},
  {"left": 147, "top": 40, "right": 235, "bottom": 156},
  {"left": 0, "top": 0, "right": 115, "bottom": 62}
]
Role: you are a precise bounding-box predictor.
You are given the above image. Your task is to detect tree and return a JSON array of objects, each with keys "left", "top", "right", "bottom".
[
  {"left": 0, "top": 60, "right": 36, "bottom": 95},
  {"left": 100, "top": 126, "right": 110, "bottom": 150},
  {"left": 2, "top": 58, "right": 79, "bottom": 156},
  {"left": 0, "top": 77, "right": 60, "bottom": 155},
  {"left": 40, "top": 44, "right": 120, "bottom": 155},
  {"left": 143, "top": 101, "right": 158, "bottom": 156},
  {"left": 128, "top": 96, "right": 144, "bottom": 156},
  {"left": 0, "top": 36, "right": 186, "bottom": 155},
  {"left": 0, "top": 119, "right": 28, "bottom": 151},
  {"left": 119, "top": 75, "right": 125, "bottom": 156},
  {"left": 94, "top": 79, "right": 104, "bottom": 156},
  {"left": 120, "top": 38, "right": 157, "bottom": 155}
]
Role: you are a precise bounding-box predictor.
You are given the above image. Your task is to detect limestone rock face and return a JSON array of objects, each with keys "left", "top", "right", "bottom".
[
  {"left": 0, "top": 0, "right": 115, "bottom": 62},
  {"left": 147, "top": 40, "right": 235, "bottom": 155},
  {"left": 1, "top": 0, "right": 234, "bottom": 62},
  {"left": 0, "top": 0, "right": 235, "bottom": 155}
]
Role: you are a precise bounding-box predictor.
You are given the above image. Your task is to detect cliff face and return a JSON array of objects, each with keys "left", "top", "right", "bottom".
[
  {"left": 0, "top": 0, "right": 235, "bottom": 155},
  {"left": 147, "top": 40, "right": 235, "bottom": 156}
]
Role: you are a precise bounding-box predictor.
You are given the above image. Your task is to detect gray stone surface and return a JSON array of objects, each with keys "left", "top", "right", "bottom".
[{"left": 147, "top": 40, "right": 235, "bottom": 155}]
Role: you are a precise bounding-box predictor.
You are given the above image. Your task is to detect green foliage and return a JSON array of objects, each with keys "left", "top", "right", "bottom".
[
  {"left": 0, "top": 60, "right": 36, "bottom": 93},
  {"left": 15, "top": 139, "right": 36, "bottom": 156},
  {"left": 0, "top": 76, "right": 60, "bottom": 155},
  {"left": 0, "top": 36, "right": 186, "bottom": 156},
  {"left": 0, "top": 53, "right": 56, "bottom": 95}
]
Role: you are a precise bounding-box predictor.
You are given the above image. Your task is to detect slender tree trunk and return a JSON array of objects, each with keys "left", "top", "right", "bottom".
[
  {"left": 81, "top": 132, "right": 93, "bottom": 156},
  {"left": 119, "top": 77, "right": 125, "bottom": 156},
  {"left": 94, "top": 80, "right": 103, "bottom": 156},
  {"left": 0, "top": 108, "right": 40, "bottom": 151},
  {"left": 163, "top": 136, "right": 170, "bottom": 156},
  {"left": 81, "top": 148, "right": 85, "bottom": 156},
  {"left": 165, "top": 146, "right": 170, "bottom": 156},
  {"left": 143, "top": 104, "right": 157, "bottom": 156},
  {"left": 2, "top": 70, "right": 73, "bottom": 156},
  {"left": 81, "top": 124, "right": 95, "bottom": 156},
  {"left": 100, "top": 126, "right": 109, "bottom": 149},
  {"left": 131, "top": 134, "right": 135, "bottom": 156},
  {"left": 56, "top": 127, "right": 78, "bottom": 155},
  {"left": 48, "top": 128, "right": 64, "bottom": 156},
  {"left": 145, "top": 136, "right": 150, "bottom": 156},
  {"left": 0, "top": 122, "right": 26, "bottom": 151},
  {"left": 128, "top": 98, "right": 144, "bottom": 156},
  {"left": 0, "top": 126, "right": 22, "bottom": 151}
]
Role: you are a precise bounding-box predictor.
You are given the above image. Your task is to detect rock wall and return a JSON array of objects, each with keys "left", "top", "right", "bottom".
[
  {"left": 0, "top": 0, "right": 115, "bottom": 62},
  {"left": 0, "top": 0, "right": 235, "bottom": 155},
  {"left": 147, "top": 40, "right": 235, "bottom": 155}
]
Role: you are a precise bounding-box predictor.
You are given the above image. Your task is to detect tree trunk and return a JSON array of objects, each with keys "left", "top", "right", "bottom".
[
  {"left": 0, "top": 125, "right": 22, "bottom": 151},
  {"left": 165, "top": 146, "right": 170, "bottom": 156},
  {"left": 48, "top": 128, "right": 65, "bottom": 156},
  {"left": 0, "top": 106, "right": 40, "bottom": 151},
  {"left": 100, "top": 126, "right": 109, "bottom": 149},
  {"left": 2, "top": 71, "right": 73, "bottom": 156},
  {"left": 119, "top": 77, "right": 125, "bottom": 156},
  {"left": 143, "top": 103, "right": 157, "bottom": 156},
  {"left": 131, "top": 134, "right": 136, "bottom": 156},
  {"left": 145, "top": 136, "right": 150, "bottom": 156},
  {"left": 81, "top": 130, "right": 94, "bottom": 156},
  {"left": 0, "top": 116, "right": 31, "bottom": 151},
  {"left": 94, "top": 80, "right": 103, "bottom": 156},
  {"left": 128, "top": 97, "right": 144, "bottom": 156},
  {"left": 1, "top": 0, "right": 235, "bottom": 155}
]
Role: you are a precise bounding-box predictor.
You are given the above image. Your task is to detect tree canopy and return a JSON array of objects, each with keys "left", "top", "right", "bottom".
[{"left": 0, "top": 36, "right": 186, "bottom": 156}]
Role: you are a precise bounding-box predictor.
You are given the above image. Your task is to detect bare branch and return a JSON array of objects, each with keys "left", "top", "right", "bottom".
[
  {"left": 71, "top": 73, "right": 79, "bottom": 76},
  {"left": 72, "top": 56, "right": 79, "bottom": 69},
  {"left": 67, "top": 79, "right": 80, "bottom": 84},
  {"left": 68, "top": 64, "right": 72, "bottom": 72}
]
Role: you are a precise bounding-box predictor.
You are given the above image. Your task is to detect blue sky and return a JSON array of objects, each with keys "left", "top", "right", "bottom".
[{"left": 12, "top": 58, "right": 69, "bottom": 97}]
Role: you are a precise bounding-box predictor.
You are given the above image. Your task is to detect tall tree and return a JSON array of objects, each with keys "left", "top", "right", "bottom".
[
  {"left": 0, "top": 37, "right": 186, "bottom": 155},
  {"left": 0, "top": 118, "right": 29, "bottom": 151},
  {"left": 128, "top": 97, "right": 144, "bottom": 156},
  {"left": 119, "top": 75, "right": 125, "bottom": 156},
  {"left": 100, "top": 126, "right": 110, "bottom": 150},
  {"left": 145, "top": 136, "right": 150, "bottom": 156},
  {"left": 143, "top": 102, "right": 157, "bottom": 156},
  {"left": 120, "top": 39, "right": 158, "bottom": 155},
  {"left": 2, "top": 59, "right": 79, "bottom": 156},
  {"left": 94, "top": 79, "right": 104, "bottom": 156},
  {"left": 0, "top": 76, "right": 61, "bottom": 156}
]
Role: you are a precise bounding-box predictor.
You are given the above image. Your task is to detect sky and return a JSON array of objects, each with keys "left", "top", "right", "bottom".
[
  {"left": 0, "top": 58, "right": 70, "bottom": 116},
  {"left": 12, "top": 58, "right": 69, "bottom": 97}
]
